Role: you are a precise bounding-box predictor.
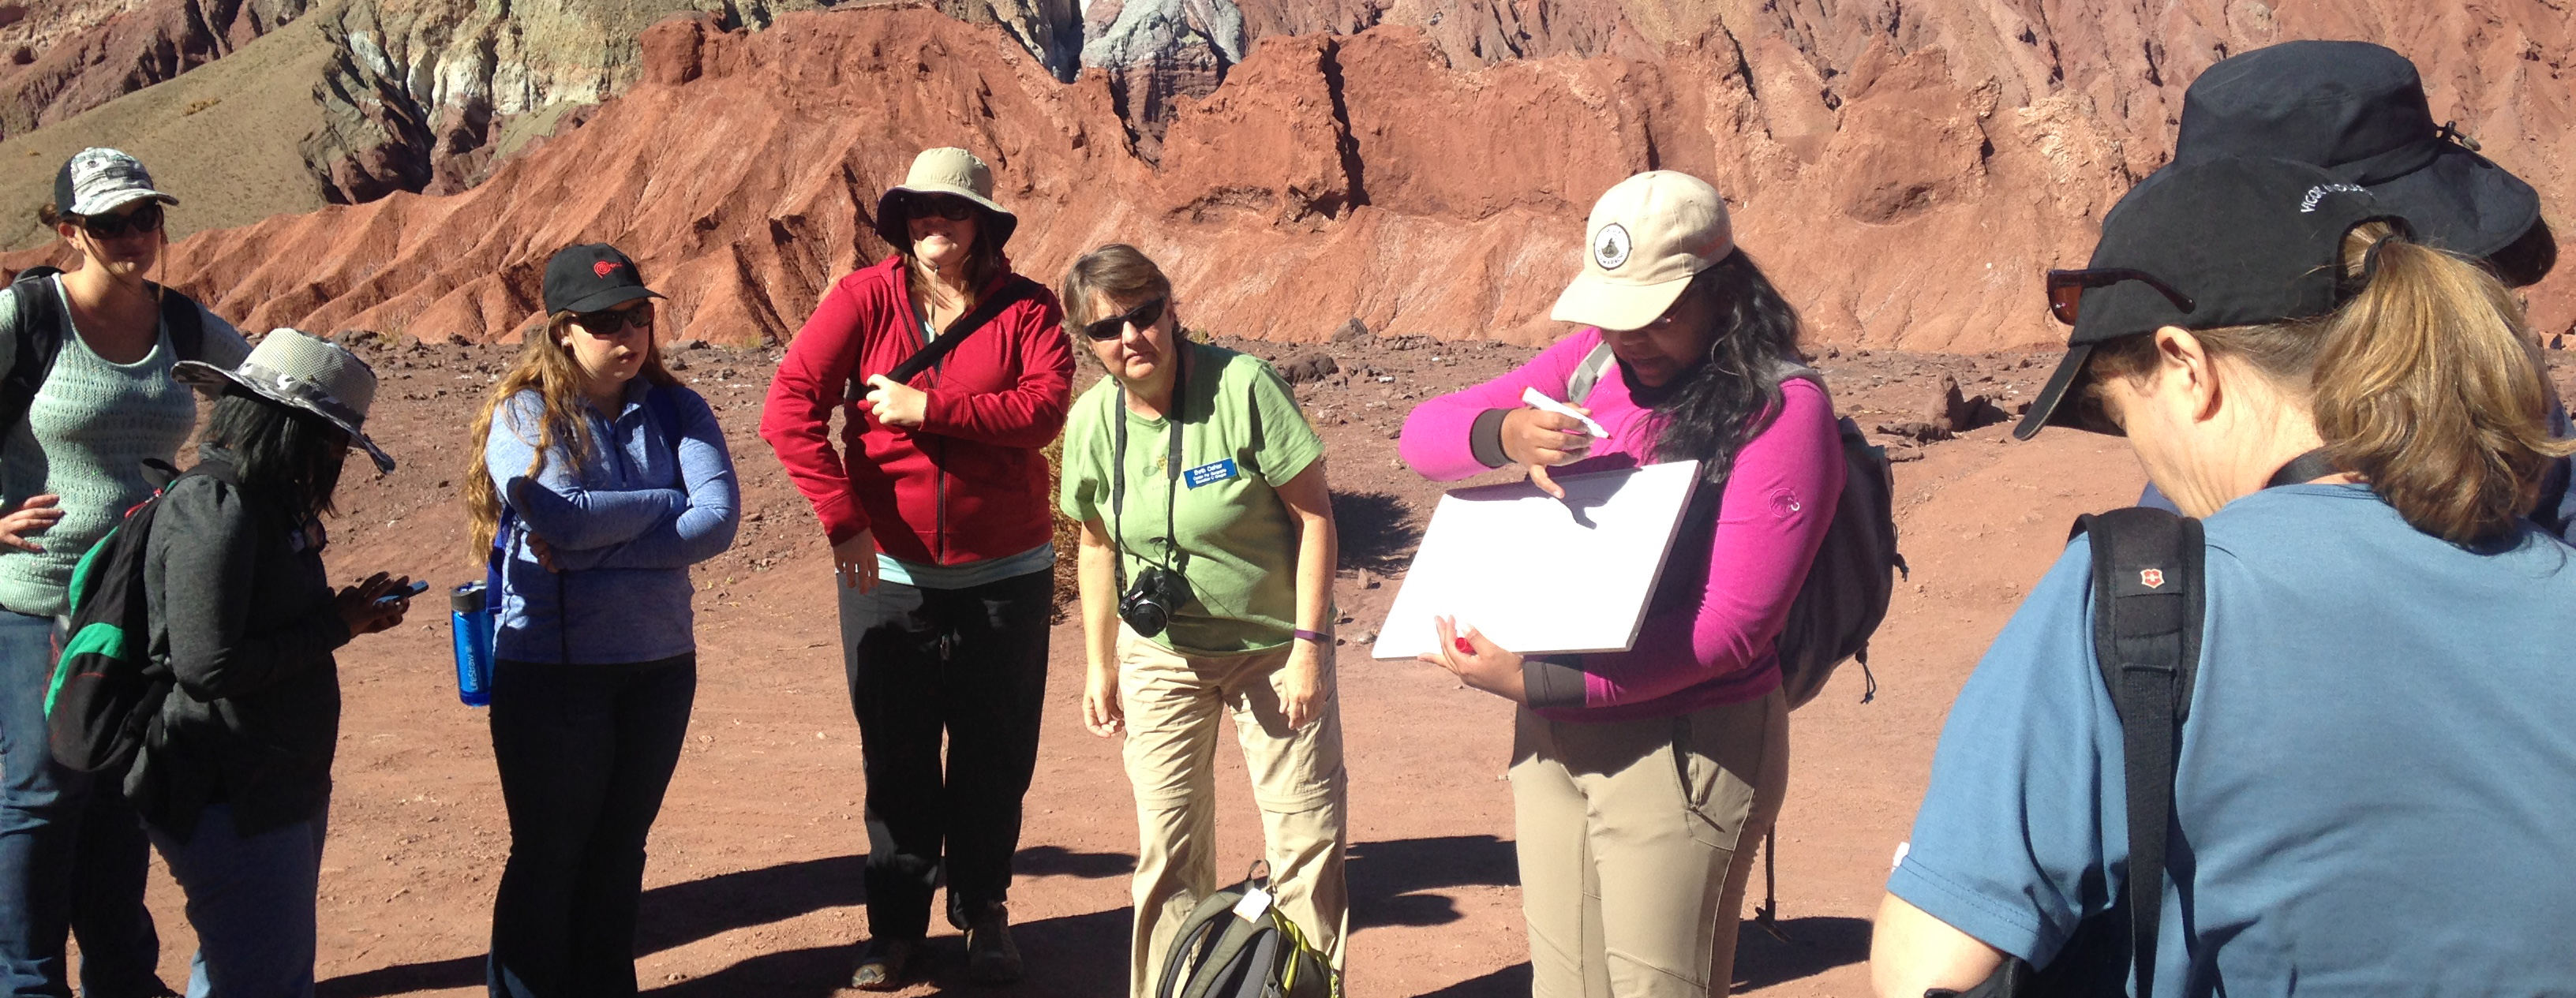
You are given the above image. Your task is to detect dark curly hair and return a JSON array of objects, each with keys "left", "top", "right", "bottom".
[{"left": 1639, "top": 249, "right": 1807, "bottom": 480}]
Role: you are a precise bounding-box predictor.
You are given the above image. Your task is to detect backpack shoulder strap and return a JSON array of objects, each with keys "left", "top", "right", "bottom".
[
  {"left": 2, "top": 267, "right": 69, "bottom": 445},
  {"left": 1563, "top": 339, "right": 1616, "bottom": 404},
  {"left": 643, "top": 383, "right": 687, "bottom": 445},
  {"left": 152, "top": 285, "right": 207, "bottom": 362},
  {"left": 2069, "top": 506, "right": 2204, "bottom": 998}
]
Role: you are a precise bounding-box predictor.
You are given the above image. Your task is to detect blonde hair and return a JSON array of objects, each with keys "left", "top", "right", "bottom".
[
  {"left": 462, "top": 311, "right": 677, "bottom": 558},
  {"left": 2089, "top": 221, "right": 2575, "bottom": 544}
]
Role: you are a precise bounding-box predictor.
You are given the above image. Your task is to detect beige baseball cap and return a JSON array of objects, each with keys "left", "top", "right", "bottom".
[
  {"left": 874, "top": 147, "right": 1019, "bottom": 249},
  {"left": 1548, "top": 170, "right": 1735, "bottom": 331}
]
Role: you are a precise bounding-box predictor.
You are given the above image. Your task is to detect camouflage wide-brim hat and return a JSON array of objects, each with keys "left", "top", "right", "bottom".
[{"left": 174, "top": 329, "right": 395, "bottom": 473}]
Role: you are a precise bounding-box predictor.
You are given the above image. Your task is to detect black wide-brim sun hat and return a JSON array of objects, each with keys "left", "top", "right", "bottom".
[
  {"left": 2174, "top": 39, "right": 2541, "bottom": 260},
  {"left": 872, "top": 148, "right": 1018, "bottom": 253}
]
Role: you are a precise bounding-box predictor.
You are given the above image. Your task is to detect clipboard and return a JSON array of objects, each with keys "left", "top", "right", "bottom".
[{"left": 1372, "top": 460, "right": 1703, "bottom": 660}]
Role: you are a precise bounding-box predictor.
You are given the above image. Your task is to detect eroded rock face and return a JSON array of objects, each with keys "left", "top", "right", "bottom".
[
  {"left": 4, "top": 1, "right": 2567, "bottom": 354},
  {"left": 0, "top": 0, "right": 316, "bottom": 139}
]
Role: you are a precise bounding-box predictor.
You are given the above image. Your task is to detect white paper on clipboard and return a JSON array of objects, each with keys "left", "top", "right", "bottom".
[{"left": 1372, "top": 460, "right": 1702, "bottom": 660}]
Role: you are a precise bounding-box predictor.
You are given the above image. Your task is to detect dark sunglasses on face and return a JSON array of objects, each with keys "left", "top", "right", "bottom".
[
  {"left": 2044, "top": 268, "right": 2196, "bottom": 326},
  {"left": 73, "top": 203, "right": 165, "bottom": 240},
  {"left": 1082, "top": 297, "right": 1167, "bottom": 341},
  {"left": 573, "top": 303, "right": 654, "bottom": 334},
  {"left": 901, "top": 193, "right": 977, "bottom": 223}
]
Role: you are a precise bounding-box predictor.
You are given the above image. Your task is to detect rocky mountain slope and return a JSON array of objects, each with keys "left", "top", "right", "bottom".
[{"left": 3, "top": 0, "right": 2570, "bottom": 353}]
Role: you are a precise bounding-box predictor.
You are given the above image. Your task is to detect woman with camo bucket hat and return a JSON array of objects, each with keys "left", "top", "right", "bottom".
[{"left": 134, "top": 328, "right": 416, "bottom": 996}]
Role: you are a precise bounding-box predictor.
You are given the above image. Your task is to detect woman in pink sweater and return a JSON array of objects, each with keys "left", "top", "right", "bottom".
[{"left": 1402, "top": 171, "right": 1842, "bottom": 996}]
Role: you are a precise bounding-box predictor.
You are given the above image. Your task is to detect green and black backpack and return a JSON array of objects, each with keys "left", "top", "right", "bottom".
[
  {"left": 42, "top": 458, "right": 219, "bottom": 772},
  {"left": 1155, "top": 864, "right": 1339, "bottom": 998}
]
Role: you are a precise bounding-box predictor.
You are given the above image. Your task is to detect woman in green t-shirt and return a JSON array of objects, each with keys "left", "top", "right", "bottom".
[{"left": 1056, "top": 244, "right": 1347, "bottom": 998}]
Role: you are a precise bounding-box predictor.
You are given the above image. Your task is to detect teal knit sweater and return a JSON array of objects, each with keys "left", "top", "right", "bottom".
[{"left": 0, "top": 276, "right": 251, "bottom": 617}]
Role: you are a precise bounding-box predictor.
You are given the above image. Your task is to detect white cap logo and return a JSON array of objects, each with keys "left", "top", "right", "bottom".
[{"left": 1593, "top": 223, "right": 1633, "bottom": 271}]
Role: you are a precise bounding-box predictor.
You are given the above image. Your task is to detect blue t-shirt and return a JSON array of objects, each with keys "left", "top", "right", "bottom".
[{"left": 1891, "top": 484, "right": 2576, "bottom": 996}]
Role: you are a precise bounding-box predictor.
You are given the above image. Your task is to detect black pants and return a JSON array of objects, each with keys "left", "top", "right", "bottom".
[
  {"left": 840, "top": 571, "right": 1051, "bottom": 942},
  {"left": 487, "top": 655, "right": 696, "bottom": 998}
]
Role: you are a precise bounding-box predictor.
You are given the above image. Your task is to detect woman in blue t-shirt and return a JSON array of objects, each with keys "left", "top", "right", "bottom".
[{"left": 1870, "top": 157, "right": 2576, "bottom": 996}]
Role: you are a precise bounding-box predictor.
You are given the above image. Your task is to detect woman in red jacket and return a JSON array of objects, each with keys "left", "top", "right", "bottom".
[{"left": 758, "top": 148, "right": 1072, "bottom": 989}]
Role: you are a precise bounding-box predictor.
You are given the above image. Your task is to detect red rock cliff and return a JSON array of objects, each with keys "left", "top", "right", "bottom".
[{"left": 10, "top": 1, "right": 2570, "bottom": 352}]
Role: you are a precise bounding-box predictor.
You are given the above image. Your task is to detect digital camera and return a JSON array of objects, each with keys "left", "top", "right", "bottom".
[{"left": 1118, "top": 565, "right": 1192, "bottom": 638}]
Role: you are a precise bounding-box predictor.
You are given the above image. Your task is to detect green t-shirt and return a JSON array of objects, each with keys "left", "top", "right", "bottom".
[{"left": 1061, "top": 342, "right": 1324, "bottom": 656}]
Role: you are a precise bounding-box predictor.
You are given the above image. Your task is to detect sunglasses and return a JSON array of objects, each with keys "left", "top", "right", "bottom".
[
  {"left": 73, "top": 203, "right": 164, "bottom": 239},
  {"left": 573, "top": 303, "right": 654, "bottom": 334},
  {"left": 2045, "top": 268, "right": 2196, "bottom": 326},
  {"left": 1081, "top": 297, "right": 1167, "bottom": 341},
  {"left": 899, "top": 192, "right": 978, "bottom": 222}
]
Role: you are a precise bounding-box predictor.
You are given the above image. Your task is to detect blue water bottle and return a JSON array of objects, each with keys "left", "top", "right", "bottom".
[{"left": 450, "top": 582, "right": 494, "bottom": 707}]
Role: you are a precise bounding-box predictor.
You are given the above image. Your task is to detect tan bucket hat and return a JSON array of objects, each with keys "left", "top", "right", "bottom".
[
  {"left": 873, "top": 147, "right": 1019, "bottom": 251},
  {"left": 1549, "top": 171, "right": 1735, "bottom": 331},
  {"left": 174, "top": 329, "right": 394, "bottom": 473}
]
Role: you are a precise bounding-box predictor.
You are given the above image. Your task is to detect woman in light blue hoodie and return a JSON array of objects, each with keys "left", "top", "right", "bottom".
[{"left": 463, "top": 245, "right": 738, "bottom": 998}]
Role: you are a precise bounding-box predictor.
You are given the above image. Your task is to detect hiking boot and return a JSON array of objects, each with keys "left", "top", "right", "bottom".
[
  {"left": 849, "top": 936, "right": 919, "bottom": 991},
  {"left": 964, "top": 903, "right": 1023, "bottom": 985}
]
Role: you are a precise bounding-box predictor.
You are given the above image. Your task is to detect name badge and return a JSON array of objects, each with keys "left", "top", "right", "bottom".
[{"left": 1183, "top": 458, "right": 1239, "bottom": 488}]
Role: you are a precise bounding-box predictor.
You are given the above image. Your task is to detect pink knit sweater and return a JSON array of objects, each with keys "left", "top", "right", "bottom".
[{"left": 1398, "top": 328, "right": 1844, "bottom": 721}]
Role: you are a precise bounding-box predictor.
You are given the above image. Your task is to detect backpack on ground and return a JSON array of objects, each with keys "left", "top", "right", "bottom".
[
  {"left": 1565, "top": 344, "right": 1908, "bottom": 709},
  {"left": 1930, "top": 506, "right": 2203, "bottom": 998},
  {"left": 1155, "top": 864, "right": 1338, "bottom": 998},
  {"left": 4, "top": 266, "right": 211, "bottom": 443},
  {"left": 42, "top": 458, "right": 225, "bottom": 773}
]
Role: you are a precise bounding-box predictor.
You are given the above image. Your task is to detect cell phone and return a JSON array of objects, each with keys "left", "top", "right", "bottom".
[{"left": 374, "top": 579, "right": 429, "bottom": 606}]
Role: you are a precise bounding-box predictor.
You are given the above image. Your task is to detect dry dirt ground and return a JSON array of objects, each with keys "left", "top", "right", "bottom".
[{"left": 88, "top": 323, "right": 2510, "bottom": 996}]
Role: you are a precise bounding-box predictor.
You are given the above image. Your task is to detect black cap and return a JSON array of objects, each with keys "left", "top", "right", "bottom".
[
  {"left": 542, "top": 244, "right": 663, "bottom": 315},
  {"left": 2173, "top": 40, "right": 2540, "bottom": 261},
  {"left": 2016, "top": 156, "right": 2405, "bottom": 439}
]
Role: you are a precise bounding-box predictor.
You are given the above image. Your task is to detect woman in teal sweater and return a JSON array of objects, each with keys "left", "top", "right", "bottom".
[{"left": 0, "top": 148, "right": 250, "bottom": 997}]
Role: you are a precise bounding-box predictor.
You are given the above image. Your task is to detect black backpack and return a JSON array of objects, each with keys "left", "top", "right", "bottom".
[
  {"left": 1565, "top": 346, "right": 1908, "bottom": 708},
  {"left": 1155, "top": 865, "right": 1339, "bottom": 998},
  {"left": 3, "top": 266, "right": 211, "bottom": 443},
  {"left": 1930, "top": 505, "right": 2205, "bottom": 998},
  {"left": 42, "top": 458, "right": 228, "bottom": 773}
]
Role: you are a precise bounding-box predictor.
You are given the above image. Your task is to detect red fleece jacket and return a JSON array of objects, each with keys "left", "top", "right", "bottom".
[{"left": 761, "top": 256, "right": 1073, "bottom": 564}]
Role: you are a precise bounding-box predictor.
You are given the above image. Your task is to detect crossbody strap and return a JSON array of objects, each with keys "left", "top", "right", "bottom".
[
  {"left": 2070, "top": 506, "right": 2204, "bottom": 998},
  {"left": 845, "top": 275, "right": 1042, "bottom": 404}
]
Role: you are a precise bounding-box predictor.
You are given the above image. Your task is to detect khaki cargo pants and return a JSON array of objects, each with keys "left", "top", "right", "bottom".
[
  {"left": 1511, "top": 688, "right": 1791, "bottom": 998},
  {"left": 1117, "top": 626, "right": 1350, "bottom": 998}
]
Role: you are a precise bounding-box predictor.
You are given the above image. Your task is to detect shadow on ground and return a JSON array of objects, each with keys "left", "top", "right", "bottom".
[
  {"left": 1331, "top": 490, "right": 1421, "bottom": 573},
  {"left": 1347, "top": 834, "right": 1517, "bottom": 929},
  {"left": 1417, "top": 962, "right": 1532, "bottom": 996},
  {"left": 1734, "top": 914, "right": 1871, "bottom": 991},
  {"left": 320, "top": 847, "right": 1136, "bottom": 997}
]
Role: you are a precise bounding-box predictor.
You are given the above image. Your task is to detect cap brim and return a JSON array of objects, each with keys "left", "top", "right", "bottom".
[
  {"left": 172, "top": 361, "right": 396, "bottom": 474},
  {"left": 69, "top": 189, "right": 179, "bottom": 216},
  {"left": 1549, "top": 271, "right": 1694, "bottom": 331},
  {"left": 2365, "top": 142, "right": 2540, "bottom": 260},
  {"left": 556, "top": 286, "right": 664, "bottom": 315},
  {"left": 2012, "top": 342, "right": 2101, "bottom": 441}
]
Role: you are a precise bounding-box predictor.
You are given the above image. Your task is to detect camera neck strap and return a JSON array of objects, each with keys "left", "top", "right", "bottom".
[{"left": 1110, "top": 343, "right": 1189, "bottom": 593}]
